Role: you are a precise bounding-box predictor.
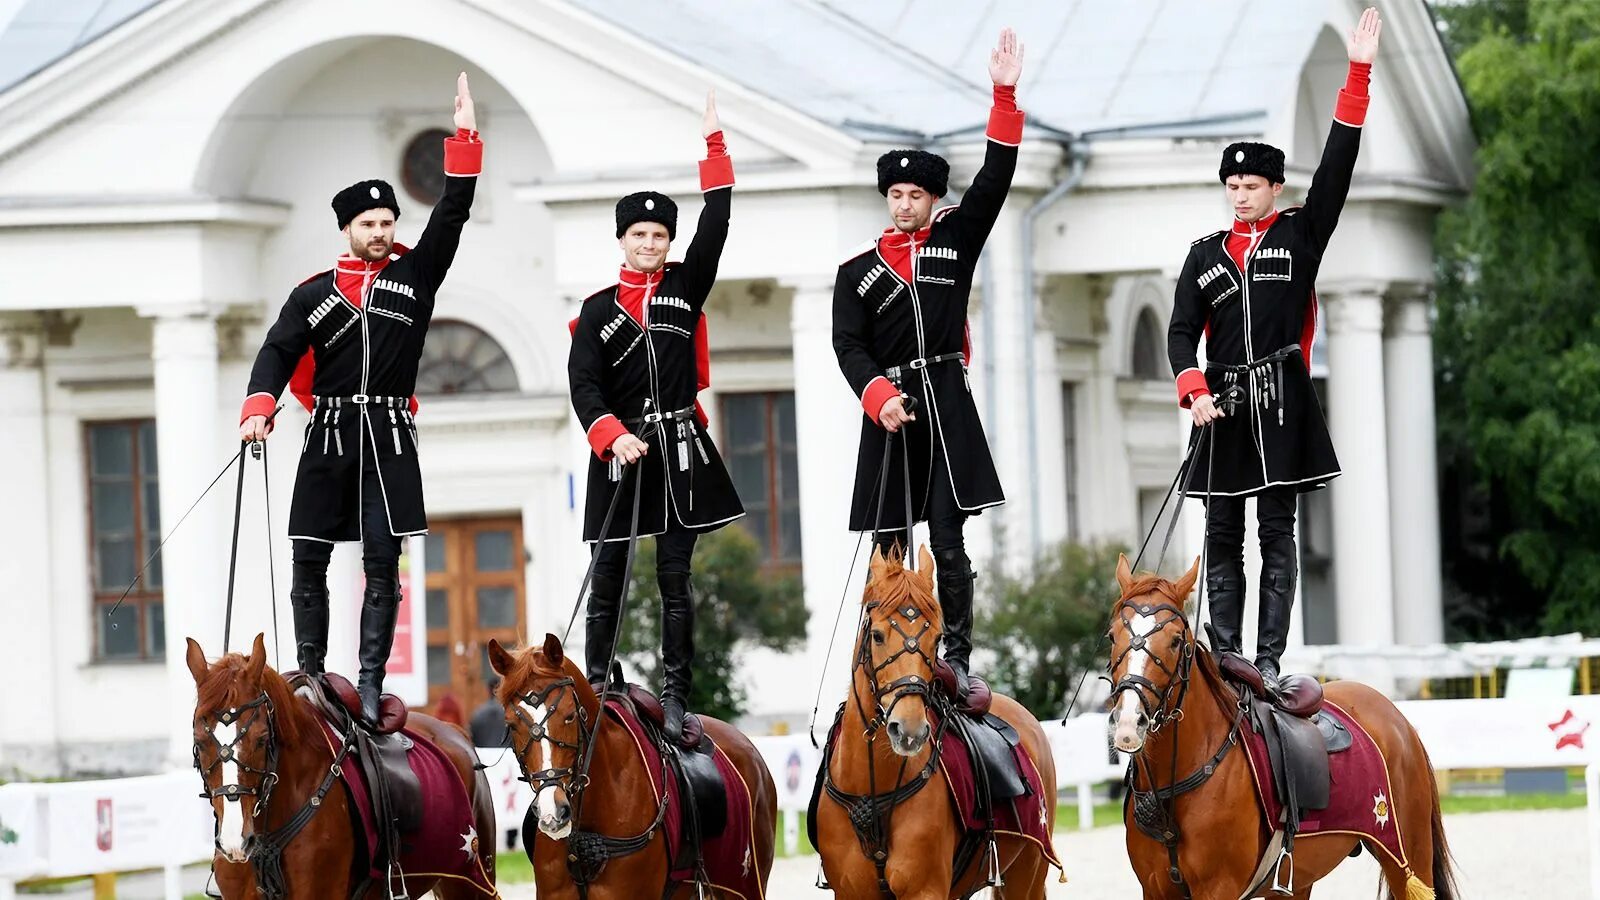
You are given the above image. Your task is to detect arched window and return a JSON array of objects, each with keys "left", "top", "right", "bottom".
[
  {"left": 416, "top": 320, "right": 519, "bottom": 395},
  {"left": 1131, "top": 308, "right": 1165, "bottom": 381}
]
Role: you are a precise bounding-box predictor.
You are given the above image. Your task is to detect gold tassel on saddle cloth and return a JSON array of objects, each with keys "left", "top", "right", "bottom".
[{"left": 1404, "top": 869, "right": 1433, "bottom": 900}]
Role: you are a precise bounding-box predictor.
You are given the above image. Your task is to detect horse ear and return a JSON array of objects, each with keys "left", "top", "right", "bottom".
[
  {"left": 916, "top": 544, "right": 935, "bottom": 582},
  {"left": 185, "top": 638, "right": 209, "bottom": 686},
  {"left": 543, "top": 633, "right": 565, "bottom": 666},
  {"left": 487, "top": 639, "right": 516, "bottom": 676},
  {"left": 1175, "top": 556, "right": 1202, "bottom": 616},
  {"left": 245, "top": 633, "right": 267, "bottom": 681},
  {"left": 867, "top": 544, "right": 888, "bottom": 582},
  {"left": 1115, "top": 553, "right": 1136, "bottom": 597}
]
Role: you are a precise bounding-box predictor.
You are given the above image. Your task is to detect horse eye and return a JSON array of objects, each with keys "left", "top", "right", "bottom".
[
  {"left": 871, "top": 630, "right": 885, "bottom": 645},
  {"left": 563, "top": 713, "right": 576, "bottom": 724}
]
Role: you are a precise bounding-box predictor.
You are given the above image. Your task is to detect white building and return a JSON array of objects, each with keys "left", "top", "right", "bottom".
[{"left": 0, "top": 0, "right": 1472, "bottom": 776}]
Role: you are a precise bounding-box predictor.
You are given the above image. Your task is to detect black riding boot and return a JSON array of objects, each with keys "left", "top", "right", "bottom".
[
  {"left": 934, "top": 549, "right": 976, "bottom": 700},
  {"left": 584, "top": 572, "right": 624, "bottom": 688},
  {"left": 289, "top": 563, "right": 329, "bottom": 677},
  {"left": 1255, "top": 538, "right": 1299, "bottom": 690},
  {"left": 1203, "top": 552, "right": 1246, "bottom": 657},
  {"left": 356, "top": 572, "right": 401, "bottom": 728},
  {"left": 659, "top": 571, "right": 695, "bottom": 743}
]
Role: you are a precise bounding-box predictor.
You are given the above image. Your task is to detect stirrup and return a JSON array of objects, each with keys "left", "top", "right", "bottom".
[{"left": 1268, "top": 842, "right": 1294, "bottom": 896}]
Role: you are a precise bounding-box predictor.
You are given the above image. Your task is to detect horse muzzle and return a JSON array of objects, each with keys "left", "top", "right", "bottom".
[{"left": 885, "top": 716, "right": 931, "bottom": 756}]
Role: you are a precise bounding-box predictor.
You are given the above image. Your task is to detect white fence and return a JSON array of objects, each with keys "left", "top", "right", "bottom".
[{"left": 7, "top": 694, "right": 1600, "bottom": 898}]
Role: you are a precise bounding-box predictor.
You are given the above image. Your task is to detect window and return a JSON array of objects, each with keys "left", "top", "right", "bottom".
[
  {"left": 1132, "top": 307, "right": 1166, "bottom": 380},
  {"left": 400, "top": 128, "right": 453, "bottom": 206},
  {"left": 415, "top": 320, "right": 518, "bottom": 395},
  {"left": 721, "top": 392, "right": 802, "bottom": 568},
  {"left": 86, "top": 420, "right": 163, "bottom": 661}
]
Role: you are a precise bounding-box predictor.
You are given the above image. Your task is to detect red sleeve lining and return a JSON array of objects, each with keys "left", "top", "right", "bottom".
[
  {"left": 586, "top": 414, "right": 629, "bottom": 461},
  {"left": 443, "top": 128, "right": 483, "bottom": 177},
  {"left": 699, "top": 155, "right": 734, "bottom": 192},
  {"left": 1175, "top": 368, "right": 1210, "bottom": 409},
  {"left": 862, "top": 377, "right": 900, "bottom": 425}
]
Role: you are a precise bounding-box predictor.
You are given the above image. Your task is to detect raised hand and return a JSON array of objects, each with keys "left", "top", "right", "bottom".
[
  {"left": 988, "top": 27, "right": 1024, "bottom": 87},
  {"left": 1348, "top": 7, "right": 1381, "bottom": 64},
  {"left": 702, "top": 88, "right": 720, "bottom": 138},
  {"left": 454, "top": 71, "right": 476, "bottom": 132}
]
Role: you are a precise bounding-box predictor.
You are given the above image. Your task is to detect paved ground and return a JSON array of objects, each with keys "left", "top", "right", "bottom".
[{"left": 33, "top": 808, "right": 1579, "bottom": 897}]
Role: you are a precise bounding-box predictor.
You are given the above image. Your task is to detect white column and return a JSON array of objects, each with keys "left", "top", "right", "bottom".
[
  {"left": 973, "top": 201, "right": 1033, "bottom": 572},
  {"left": 1323, "top": 287, "right": 1396, "bottom": 649},
  {"left": 787, "top": 276, "right": 864, "bottom": 714},
  {"left": 146, "top": 305, "right": 225, "bottom": 767},
  {"left": 1384, "top": 287, "right": 1444, "bottom": 645},
  {"left": 0, "top": 318, "right": 58, "bottom": 764}
]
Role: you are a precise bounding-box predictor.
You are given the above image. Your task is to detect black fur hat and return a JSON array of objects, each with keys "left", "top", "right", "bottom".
[
  {"left": 332, "top": 180, "right": 400, "bottom": 229},
  {"left": 1219, "top": 142, "right": 1286, "bottom": 184},
  {"left": 876, "top": 149, "right": 949, "bottom": 197},
  {"left": 615, "top": 191, "right": 678, "bottom": 239}
]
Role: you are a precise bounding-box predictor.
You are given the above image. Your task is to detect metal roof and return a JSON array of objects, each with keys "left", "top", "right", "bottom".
[{"left": 0, "top": 0, "right": 1331, "bottom": 139}]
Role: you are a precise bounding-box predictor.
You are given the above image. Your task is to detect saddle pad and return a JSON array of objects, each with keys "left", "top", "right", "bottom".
[
  {"left": 316, "top": 719, "right": 489, "bottom": 888},
  {"left": 608, "top": 700, "right": 764, "bottom": 899},
  {"left": 1240, "top": 700, "right": 1410, "bottom": 869},
  {"left": 932, "top": 708, "right": 1062, "bottom": 869}
]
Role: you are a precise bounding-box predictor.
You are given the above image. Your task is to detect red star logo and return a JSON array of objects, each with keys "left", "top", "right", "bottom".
[{"left": 1549, "top": 709, "right": 1590, "bottom": 751}]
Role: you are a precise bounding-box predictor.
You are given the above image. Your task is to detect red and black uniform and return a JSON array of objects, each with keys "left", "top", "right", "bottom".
[
  {"left": 566, "top": 132, "right": 741, "bottom": 727},
  {"left": 239, "top": 129, "right": 481, "bottom": 719},
  {"left": 1166, "top": 62, "right": 1372, "bottom": 683},
  {"left": 832, "top": 85, "right": 1024, "bottom": 691}
]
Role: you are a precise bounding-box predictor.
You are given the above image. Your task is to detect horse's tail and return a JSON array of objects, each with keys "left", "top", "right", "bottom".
[{"left": 1424, "top": 754, "right": 1460, "bottom": 900}]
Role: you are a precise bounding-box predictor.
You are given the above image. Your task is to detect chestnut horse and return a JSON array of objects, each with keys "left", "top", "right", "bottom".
[
  {"left": 1105, "top": 555, "right": 1458, "bottom": 900},
  {"left": 816, "top": 545, "right": 1061, "bottom": 899},
  {"left": 187, "top": 634, "right": 497, "bottom": 899},
  {"left": 487, "top": 633, "right": 776, "bottom": 899}
]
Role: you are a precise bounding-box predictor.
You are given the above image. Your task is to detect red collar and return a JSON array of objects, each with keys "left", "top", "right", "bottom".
[
  {"left": 1230, "top": 209, "right": 1280, "bottom": 235},
  {"left": 335, "top": 242, "right": 411, "bottom": 276},
  {"left": 879, "top": 223, "right": 932, "bottom": 251},
  {"left": 618, "top": 265, "right": 664, "bottom": 289}
]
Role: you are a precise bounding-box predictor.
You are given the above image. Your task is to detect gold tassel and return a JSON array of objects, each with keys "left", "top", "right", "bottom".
[{"left": 1404, "top": 871, "right": 1434, "bottom": 900}]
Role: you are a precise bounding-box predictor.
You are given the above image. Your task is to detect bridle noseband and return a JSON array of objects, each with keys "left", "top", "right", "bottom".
[
  {"left": 1106, "top": 598, "right": 1195, "bottom": 734},
  {"left": 194, "top": 692, "right": 280, "bottom": 820}
]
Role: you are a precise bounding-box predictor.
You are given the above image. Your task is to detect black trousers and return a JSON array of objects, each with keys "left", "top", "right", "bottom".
[
  {"left": 872, "top": 435, "right": 969, "bottom": 559},
  {"left": 592, "top": 525, "right": 698, "bottom": 581},
  {"left": 1203, "top": 488, "right": 1297, "bottom": 567}
]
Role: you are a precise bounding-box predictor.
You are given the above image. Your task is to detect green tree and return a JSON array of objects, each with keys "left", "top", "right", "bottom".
[
  {"left": 613, "top": 527, "right": 806, "bottom": 721},
  {"left": 976, "top": 541, "right": 1124, "bottom": 718},
  {"left": 1433, "top": 0, "right": 1600, "bottom": 634}
]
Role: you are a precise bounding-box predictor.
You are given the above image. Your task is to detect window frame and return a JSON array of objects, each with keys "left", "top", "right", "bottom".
[
  {"left": 718, "top": 391, "right": 802, "bottom": 573},
  {"left": 84, "top": 418, "right": 163, "bottom": 663}
]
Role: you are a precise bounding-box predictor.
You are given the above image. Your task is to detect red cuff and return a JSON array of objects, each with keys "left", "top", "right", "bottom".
[
  {"left": 705, "top": 130, "right": 726, "bottom": 158},
  {"left": 240, "top": 393, "right": 277, "bottom": 429},
  {"left": 586, "top": 414, "right": 629, "bottom": 461},
  {"left": 1334, "top": 62, "right": 1371, "bottom": 126},
  {"left": 408, "top": 395, "right": 419, "bottom": 416},
  {"left": 1175, "top": 369, "right": 1210, "bottom": 409},
  {"left": 862, "top": 376, "right": 900, "bottom": 425},
  {"left": 986, "top": 106, "right": 1024, "bottom": 147},
  {"left": 992, "top": 84, "right": 1017, "bottom": 113},
  {"left": 699, "top": 155, "right": 734, "bottom": 192},
  {"left": 444, "top": 128, "right": 483, "bottom": 176}
]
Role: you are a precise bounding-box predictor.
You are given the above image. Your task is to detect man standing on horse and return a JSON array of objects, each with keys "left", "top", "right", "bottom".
[
  {"left": 238, "top": 73, "right": 482, "bottom": 727},
  {"left": 1168, "top": 9, "right": 1383, "bottom": 690},
  {"left": 567, "top": 91, "right": 743, "bottom": 742},
  {"left": 832, "top": 28, "right": 1025, "bottom": 699}
]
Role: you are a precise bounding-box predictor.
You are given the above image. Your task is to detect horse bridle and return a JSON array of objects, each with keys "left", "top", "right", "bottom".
[
  {"left": 508, "top": 678, "right": 592, "bottom": 800},
  {"left": 194, "top": 692, "right": 281, "bottom": 822},
  {"left": 852, "top": 598, "right": 938, "bottom": 734},
  {"left": 1106, "top": 598, "right": 1195, "bottom": 734}
]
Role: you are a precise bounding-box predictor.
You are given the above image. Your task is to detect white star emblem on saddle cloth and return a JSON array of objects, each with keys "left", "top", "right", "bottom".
[
  {"left": 460, "top": 825, "right": 478, "bottom": 859},
  {"left": 1371, "top": 790, "right": 1390, "bottom": 829}
]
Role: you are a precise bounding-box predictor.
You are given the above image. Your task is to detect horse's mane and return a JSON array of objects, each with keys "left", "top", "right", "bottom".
[
  {"left": 865, "top": 563, "right": 943, "bottom": 628},
  {"left": 1119, "top": 572, "right": 1193, "bottom": 608},
  {"left": 194, "top": 655, "right": 306, "bottom": 744}
]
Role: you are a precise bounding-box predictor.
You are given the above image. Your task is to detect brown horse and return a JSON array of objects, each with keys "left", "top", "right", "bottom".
[
  {"left": 1105, "top": 555, "right": 1458, "bottom": 900},
  {"left": 816, "top": 545, "right": 1061, "bottom": 899},
  {"left": 187, "top": 634, "right": 497, "bottom": 899},
  {"left": 487, "top": 633, "right": 777, "bottom": 899}
]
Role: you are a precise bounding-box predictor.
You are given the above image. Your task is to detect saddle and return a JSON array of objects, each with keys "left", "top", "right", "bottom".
[
  {"left": 298, "top": 674, "right": 424, "bottom": 851},
  {"left": 933, "top": 658, "right": 993, "bottom": 716},
  {"left": 610, "top": 685, "right": 728, "bottom": 847}
]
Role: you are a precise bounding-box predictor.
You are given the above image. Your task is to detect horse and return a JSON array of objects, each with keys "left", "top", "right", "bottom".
[
  {"left": 1104, "top": 554, "right": 1458, "bottom": 900},
  {"left": 815, "top": 544, "right": 1061, "bottom": 899},
  {"left": 187, "top": 634, "right": 498, "bottom": 899},
  {"left": 487, "top": 632, "right": 777, "bottom": 899}
]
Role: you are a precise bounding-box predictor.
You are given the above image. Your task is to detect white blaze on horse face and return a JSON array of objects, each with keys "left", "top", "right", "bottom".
[
  {"left": 1113, "top": 613, "right": 1158, "bottom": 751},
  {"left": 212, "top": 720, "right": 246, "bottom": 860},
  {"left": 521, "top": 697, "right": 565, "bottom": 835}
]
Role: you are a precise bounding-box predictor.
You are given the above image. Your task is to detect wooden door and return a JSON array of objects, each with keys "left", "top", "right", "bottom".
[{"left": 423, "top": 516, "right": 526, "bottom": 711}]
